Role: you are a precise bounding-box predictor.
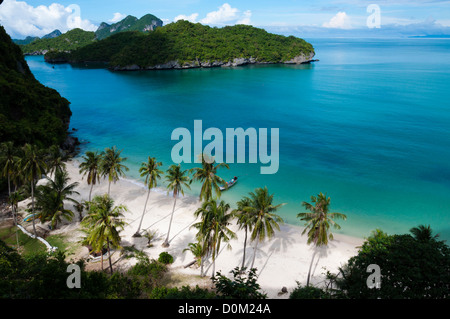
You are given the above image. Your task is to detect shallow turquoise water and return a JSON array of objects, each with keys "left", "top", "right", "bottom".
[{"left": 26, "top": 38, "right": 450, "bottom": 240}]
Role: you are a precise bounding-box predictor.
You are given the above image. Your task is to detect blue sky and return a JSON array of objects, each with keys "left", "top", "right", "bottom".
[{"left": 1, "top": 0, "right": 450, "bottom": 38}]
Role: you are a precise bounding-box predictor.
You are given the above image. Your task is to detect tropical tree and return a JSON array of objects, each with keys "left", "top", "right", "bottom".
[
  {"left": 33, "top": 168, "right": 80, "bottom": 229},
  {"left": 183, "top": 242, "right": 204, "bottom": 268},
  {"left": 192, "top": 198, "right": 236, "bottom": 277},
  {"left": 100, "top": 146, "right": 129, "bottom": 196},
  {"left": 246, "top": 187, "right": 284, "bottom": 270},
  {"left": 233, "top": 196, "right": 254, "bottom": 269},
  {"left": 79, "top": 151, "right": 102, "bottom": 201},
  {"left": 45, "top": 145, "right": 67, "bottom": 177},
  {"left": 81, "top": 194, "right": 127, "bottom": 274},
  {"left": 0, "top": 141, "right": 19, "bottom": 197},
  {"left": 297, "top": 192, "right": 347, "bottom": 286},
  {"left": 410, "top": 224, "right": 440, "bottom": 243},
  {"left": 20, "top": 144, "right": 47, "bottom": 237},
  {"left": 133, "top": 156, "right": 163, "bottom": 237},
  {"left": 8, "top": 191, "right": 23, "bottom": 248},
  {"left": 190, "top": 153, "right": 229, "bottom": 202},
  {"left": 162, "top": 164, "right": 191, "bottom": 247}
]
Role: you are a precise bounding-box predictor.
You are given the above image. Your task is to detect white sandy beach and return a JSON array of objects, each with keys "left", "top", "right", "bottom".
[{"left": 26, "top": 160, "right": 364, "bottom": 299}]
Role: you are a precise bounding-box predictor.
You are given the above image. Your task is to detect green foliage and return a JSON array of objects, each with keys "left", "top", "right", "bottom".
[
  {"left": 46, "top": 20, "right": 314, "bottom": 68},
  {"left": 149, "top": 285, "right": 216, "bottom": 299},
  {"left": 289, "top": 282, "right": 329, "bottom": 299},
  {"left": 158, "top": 252, "right": 174, "bottom": 264},
  {"left": 95, "top": 14, "right": 162, "bottom": 40},
  {"left": 21, "top": 28, "right": 96, "bottom": 54},
  {"left": 0, "top": 26, "right": 72, "bottom": 148},
  {"left": 212, "top": 267, "right": 267, "bottom": 299},
  {"left": 337, "top": 226, "right": 450, "bottom": 299}
]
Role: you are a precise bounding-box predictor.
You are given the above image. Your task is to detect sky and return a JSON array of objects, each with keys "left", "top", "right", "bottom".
[{"left": 1, "top": 0, "right": 450, "bottom": 39}]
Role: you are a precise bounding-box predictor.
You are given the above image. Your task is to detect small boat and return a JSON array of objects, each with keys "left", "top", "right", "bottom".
[
  {"left": 220, "top": 176, "right": 238, "bottom": 191},
  {"left": 23, "top": 213, "right": 39, "bottom": 222}
]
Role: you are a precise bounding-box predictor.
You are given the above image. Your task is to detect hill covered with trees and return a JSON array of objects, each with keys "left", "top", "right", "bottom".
[
  {"left": 45, "top": 20, "right": 315, "bottom": 70},
  {"left": 0, "top": 25, "right": 72, "bottom": 148}
]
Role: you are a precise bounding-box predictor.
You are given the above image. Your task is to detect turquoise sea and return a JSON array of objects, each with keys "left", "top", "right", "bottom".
[{"left": 26, "top": 38, "right": 450, "bottom": 241}]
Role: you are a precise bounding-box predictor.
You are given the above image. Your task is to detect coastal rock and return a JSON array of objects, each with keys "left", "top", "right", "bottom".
[
  {"left": 61, "top": 135, "right": 80, "bottom": 154},
  {"left": 283, "top": 52, "right": 316, "bottom": 64}
]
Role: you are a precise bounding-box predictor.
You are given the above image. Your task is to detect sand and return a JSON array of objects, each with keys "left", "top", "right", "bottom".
[{"left": 35, "top": 160, "right": 364, "bottom": 299}]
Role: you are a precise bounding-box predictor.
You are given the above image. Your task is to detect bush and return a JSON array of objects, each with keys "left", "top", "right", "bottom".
[
  {"left": 149, "top": 285, "right": 215, "bottom": 299},
  {"left": 289, "top": 282, "right": 328, "bottom": 299},
  {"left": 158, "top": 252, "right": 174, "bottom": 264},
  {"left": 212, "top": 267, "right": 267, "bottom": 299}
]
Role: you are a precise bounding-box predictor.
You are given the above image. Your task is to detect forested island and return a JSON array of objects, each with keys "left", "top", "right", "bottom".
[{"left": 44, "top": 20, "right": 315, "bottom": 71}]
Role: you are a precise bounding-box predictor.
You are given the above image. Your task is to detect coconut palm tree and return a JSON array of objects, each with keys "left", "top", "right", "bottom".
[
  {"left": 162, "top": 164, "right": 191, "bottom": 247},
  {"left": 33, "top": 168, "right": 79, "bottom": 229},
  {"left": 233, "top": 196, "right": 254, "bottom": 269},
  {"left": 133, "top": 156, "right": 163, "bottom": 237},
  {"left": 45, "top": 145, "right": 67, "bottom": 177},
  {"left": 246, "top": 187, "right": 284, "bottom": 270},
  {"left": 79, "top": 151, "right": 102, "bottom": 201},
  {"left": 8, "top": 190, "right": 23, "bottom": 248},
  {"left": 100, "top": 146, "right": 129, "bottom": 196},
  {"left": 410, "top": 224, "right": 439, "bottom": 243},
  {"left": 192, "top": 198, "right": 236, "bottom": 277},
  {"left": 297, "top": 192, "right": 347, "bottom": 286},
  {"left": 81, "top": 194, "right": 127, "bottom": 274},
  {"left": 183, "top": 242, "right": 204, "bottom": 268},
  {"left": 190, "top": 153, "right": 229, "bottom": 202},
  {"left": 20, "top": 144, "right": 47, "bottom": 237},
  {"left": 0, "top": 141, "right": 19, "bottom": 197}
]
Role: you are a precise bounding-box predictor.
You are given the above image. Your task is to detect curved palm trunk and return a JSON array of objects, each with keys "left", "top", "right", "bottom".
[
  {"left": 89, "top": 182, "right": 94, "bottom": 202},
  {"left": 241, "top": 227, "right": 248, "bottom": 269},
  {"left": 200, "top": 256, "right": 204, "bottom": 277},
  {"left": 7, "top": 174, "right": 11, "bottom": 197},
  {"left": 107, "top": 239, "right": 113, "bottom": 274},
  {"left": 134, "top": 188, "right": 151, "bottom": 237},
  {"left": 306, "top": 249, "right": 318, "bottom": 287},
  {"left": 162, "top": 196, "right": 177, "bottom": 247},
  {"left": 250, "top": 239, "right": 259, "bottom": 270},
  {"left": 107, "top": 180, "right": 111, "bottom": 196},
  {"left": 31, "top": 180, "right": 37, "bottom": 237}
]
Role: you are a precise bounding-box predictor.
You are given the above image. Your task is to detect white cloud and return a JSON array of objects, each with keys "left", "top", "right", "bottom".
[
  {"left": 0, "top": 0, "right": 97, "bottom": 38},
  {"left": 109, "top": 12, "right": 126, "bottom": 23},
  {"left": 174, "top": 13, "right": 199, "bottom": 23},
  {"left": 200, "top": 3, "right": 239, "bottom": 24},
  {"left": 174, "top": 3, "right": 251, "bottom": 26},
  {"left": 323, "top": 12, "right": 352, "bottom": 29}
]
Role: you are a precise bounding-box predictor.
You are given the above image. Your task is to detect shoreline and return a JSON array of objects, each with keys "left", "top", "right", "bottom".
[{"left": 63, "top": 159, "right": 363, "bottom": 298}]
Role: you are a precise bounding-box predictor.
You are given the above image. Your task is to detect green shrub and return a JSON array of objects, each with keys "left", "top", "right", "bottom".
[
  {"left": 158, "top": 252, "right": 174, "bottom": 264},
  {"left": 289, "top": 282, "right": 328, "bottom": 299}
]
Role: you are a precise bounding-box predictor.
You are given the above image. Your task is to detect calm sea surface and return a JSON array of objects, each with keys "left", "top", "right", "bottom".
[{"left": 26, "top": 38, "right": 450, "bottom": 240}]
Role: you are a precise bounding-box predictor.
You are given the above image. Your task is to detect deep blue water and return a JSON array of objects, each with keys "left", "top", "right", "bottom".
[{"left": 26, "top": 38, "right": 450, "bottom": 240}]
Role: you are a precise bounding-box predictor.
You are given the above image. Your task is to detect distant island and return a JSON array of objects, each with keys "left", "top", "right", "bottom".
[
  {"left": 44, "top": 19, "right": 315, "bottom": 71},
  {"left": 18, "top": 14, "right": 163, "bottom": 55}
]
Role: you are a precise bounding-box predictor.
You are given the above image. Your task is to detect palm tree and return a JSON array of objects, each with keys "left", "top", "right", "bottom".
[
  {"left": 45, "top": 145, "right": 67, "bottom": 177},
  {"left": 81, "top": 194, "right": 127, "bottom": 274},
  {"left": 162, "top": 164, "right": 191, "bottom": 247},
  {"left": 33, "top": 168, "right": 80, "bottom": 229},
  {"left": 297, "top": 192, "right": 347, "bottom": 286},
  {"left": 233, "top": 196, "right": 254, "bottom": 269},
  {"left": 100, "top": 146, "right": 129, "bottom": 196},
  {"left": 410, "top": 224, "right": 439, "bottom": 243},
  {"left": 192, "top": 198, "right": 236, "bottom": 277},
  {"left": 183, "top": 242, "right": 204, "bottom": 268},
  {"left": 133, "top": 156, "right": 163, "bottom": 237},
  {"left": 0, "top": 141, "right": 19, "bottom": 197},
  {"left": 20, "top": 144, "right": 47, "bottom": 237},
  {"left": 190, "top": 153, "right": 229, "bottom": 202},
  {"left": 246, "top": 187, "right": 284, "bottom": 270},
  {"left": 79, "top": 151, "right": 102, "bottom": 201},
  {"left": 8, "top": 191, "right": 23, "bottom": 248}
]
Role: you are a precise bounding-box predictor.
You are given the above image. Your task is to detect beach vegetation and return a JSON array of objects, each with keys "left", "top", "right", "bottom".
[
  {"left": 245, "top": 187, "right": 284, "bottom": 269},
  {"left": 192, "top": 198, "right": 236, "bottom": 277},
  {"left": 190, "top": 153, "right": 229, "bottom": 202},
  {"left": 99, "top": 146, "right": 129, "bottom": 196},
  {"left": 233, "top": 196, "right": 254, "bottom": 270},
  {"left": 134, "top": 156, "right": 162, "bottom": 237},
  {"left": 81, "top": 194, "right": 127, "bottom": 274},
  {"left": 212, "top": 267, "right": 267, "bottom": 299},
  {"left": 297, "top": 192, "right": 347, "bottom": 286},
  {"left": 79, "top": 150, "right": 102, "bottom": 202},
  {"left": 335, "top": 226, "right": 450, "bottom": 299},
  {"left": 158, "top": 252, "right": 174, "bottom": 264},
  {"left": 162, "top": 164, "right": 191, "bottom": 247},
  {"left": 289, "top": 282, "right": 329, "bottom": 299}
]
